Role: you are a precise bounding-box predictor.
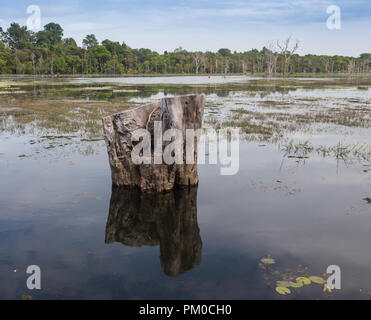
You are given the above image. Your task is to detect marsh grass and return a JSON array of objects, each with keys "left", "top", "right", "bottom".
[
  {"left": 0, "top": 98, "right": 135, "bottom": 138},
  {"left": 221, "top": 88, "right": 370, "bottom": 146},
  {"left": 280, "top": 139, "right": 371, "bottom": 164},
  {"left": 1, "top": 77, "right": 370, "bottom": 162}
]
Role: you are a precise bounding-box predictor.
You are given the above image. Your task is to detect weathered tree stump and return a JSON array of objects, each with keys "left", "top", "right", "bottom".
[
  {"left": 102, "top": 95, "right": 205, "bottom": 192},
  {"left": 105, "top": 186, "right": 202, "bottom": 276}
]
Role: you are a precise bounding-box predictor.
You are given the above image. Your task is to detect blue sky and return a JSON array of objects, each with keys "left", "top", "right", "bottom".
[{"left": 0, "top": 0, "right": 370, "bottom": 56}]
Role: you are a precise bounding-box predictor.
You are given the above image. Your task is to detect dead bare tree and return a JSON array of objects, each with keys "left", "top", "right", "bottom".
[
  {"left": 323, "top": 56, "right": 333, "bottom": 73},
  {"left": 31, "top": 52, "right": 36, "bottom": 76},
  {"left": 277, "top": 37, "right": 299, "bottom": 77},
  {"left": 266, "top": 41, "right": 278, "bottom": 76},
  {"left": 241, "top": 57, "right": 249, "bottom": 74},
  {"left": 347, "top": 59, "right": 356, "bottom": 74},
  {"left": 224, "top": 58, "right": 229, "bottom": 75},
  {"left": 193, "top": 52, "right": 203, "bottom": 75},
  {"left": 50, "top": 52, "right": 55, "bottom": 75}
]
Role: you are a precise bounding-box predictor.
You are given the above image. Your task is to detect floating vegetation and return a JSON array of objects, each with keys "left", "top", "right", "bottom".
[
  {"left": 0, "top": 99, "right": 134, "bottom": 139},
  {"left": 280, "top": 140, "right": 371, "bottom": 165},
  {"left": 276, "top": 287, "right": 291, "bottom": 295},
  {"left": 281, "top": 140, "right": 313, "bottom": 158},
  {"left": 296, "top": 277, "right": 311, "bottom": 285},
  {"left": 363, "top": 197, "right": 371, "bottom": 204},
  {"left": 250, "top": 179, "right": 301, "bottom": 196},
  {"left": 309, "top": 276, "right": 326, "bottom": 284},
  {"left": 274, "top": 275, "right": 326, "bottom": 295},
  {"left": 260, "top": 257, "right": 276, "bottom": 265},
  {"left": 323, "top": 284, "right": 333, "bottom": 293},
  {"left": 259, "top": 256, "right": 331, "bottom": 298},
  {"left": 1, "top": 78, "right": 370, "bottom": 166},
  {"left": 208, "top": 83, "right": 371, "bottom": 145},
  {"left": 288, "top": 281, "right": 304, "bottom": 288}
]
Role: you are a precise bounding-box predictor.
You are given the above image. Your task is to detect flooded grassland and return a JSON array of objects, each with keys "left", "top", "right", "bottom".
[{"left": 0, "top": 75, "right": 370, "bottom": 299}]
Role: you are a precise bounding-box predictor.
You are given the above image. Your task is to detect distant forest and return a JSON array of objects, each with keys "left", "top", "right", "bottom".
[{"left": 0, "top": 22, "right": 370, "bottom": 75}]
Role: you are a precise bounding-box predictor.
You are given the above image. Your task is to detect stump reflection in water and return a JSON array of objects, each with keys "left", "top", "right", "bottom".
[{"left": 105, "top": 186, "right": 202, "bottom": 276}]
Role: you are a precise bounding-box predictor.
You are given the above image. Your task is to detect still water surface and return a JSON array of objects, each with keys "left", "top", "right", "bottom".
[{"left": 0, "top": 76, "right": 370, "bottom": 299}]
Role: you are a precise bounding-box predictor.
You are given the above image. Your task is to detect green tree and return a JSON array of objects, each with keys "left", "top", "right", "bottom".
[
  {"left": 44, "top": 23, "right": 63, "bottom": 45},
  {"left": 66, "top": 55, "right": 81, "bottom": 74},
  {"left": 4, "top": 23, "right": 32, "bottom": 50},
  {"left": 36, "top": 23, "right": 63, "bottom": 47},
  {"left": 0, "top": 20, "right": 369, "bottom": 76},
  {"left": 104, "top": 55, "right": 124, "bottom": 74},
  {"left": 94, "top": 46, "right": 111, "bottom": 72},
  {"left": 218, "top": 48, "right": 231, "bottom": 57},
  {"left": 63, "top": 38, "right": 77, "bottom": 47},
  {"left": 83, "top": 34, "right": 99, "bottom": 49},
  {"left": 54, "top": 56, "right": 68, "bottom": 73}
]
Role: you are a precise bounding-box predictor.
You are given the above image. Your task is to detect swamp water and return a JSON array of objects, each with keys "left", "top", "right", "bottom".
[{"left": 0, "top": 75, "right": 370, "bottom": 299}]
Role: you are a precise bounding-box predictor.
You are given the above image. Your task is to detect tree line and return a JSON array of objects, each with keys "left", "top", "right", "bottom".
[{"left": 0, "top": 22, "right": 370, "bottom": 76}]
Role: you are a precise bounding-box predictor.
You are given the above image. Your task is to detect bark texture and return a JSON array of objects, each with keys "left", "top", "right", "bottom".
[{"left": 102, "top": 95, "right": 205, "bottom": 192}]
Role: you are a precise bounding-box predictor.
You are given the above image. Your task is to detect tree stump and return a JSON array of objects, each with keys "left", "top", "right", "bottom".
[{"left": 102, "top": 95, "right": 205, "bottom": 192}]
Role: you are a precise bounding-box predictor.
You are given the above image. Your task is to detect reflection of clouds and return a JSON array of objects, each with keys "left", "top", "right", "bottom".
[
  {"left": 249, "top": 179, "right": 301, "bottom": 196},
  {"left": 0, "top": 78, "right": 370, "bottom": 298},
  {"left": 0, "top": 140, "right": 110, "bottom": 220},
  {"left": 196, "top": 143, "right": 371, "bottom": 298},
  {"left": 0, "top": 138, "right": 370, "bottom": 298},
  {"left": 0, "top": 212, "right": 152, "bottom": 299}
]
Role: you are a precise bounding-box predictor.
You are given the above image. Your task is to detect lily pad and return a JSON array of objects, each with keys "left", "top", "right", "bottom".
[
  {"left": 289, "top": 281, "right": 304, "bottom": 288},
  {"left": 309, "top": 276, "right": 325, "bottom": 284},
  {"left": 276, "top": 287, "right": 291, "bottom": 295},
  {"left": 323, "top": 284, "right": 332, "bottom": 293},
  {"left": 260, "top": 257, "right": 275, "bottom": 265},
  {"left": 296, "top": 277, "right": 311, "bottom": 285}
]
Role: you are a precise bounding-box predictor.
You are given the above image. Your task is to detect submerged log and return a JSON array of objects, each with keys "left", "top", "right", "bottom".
[
  {"left": 105, "top": 186, "right": 202, "bottom": 276},
  {"left": 102, "top": 95, "right": 205, "bottom": 192}
]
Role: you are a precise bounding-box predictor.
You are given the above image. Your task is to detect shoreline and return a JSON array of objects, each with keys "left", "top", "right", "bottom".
[{"left": 1, "top": 72, "right": 371, "bottom": 79}]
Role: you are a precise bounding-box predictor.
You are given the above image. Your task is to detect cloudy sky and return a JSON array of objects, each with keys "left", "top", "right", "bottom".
[{"left": 0, "top": 0, "right": 370, "bottom": 56}]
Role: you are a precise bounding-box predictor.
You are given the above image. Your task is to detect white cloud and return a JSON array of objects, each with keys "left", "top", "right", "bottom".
[
  {"left": 1, "top": 1, "right": 369, "bottom": 56},
  {"left": 64, "top": 22, "right": 113, "bottom": 33}
]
